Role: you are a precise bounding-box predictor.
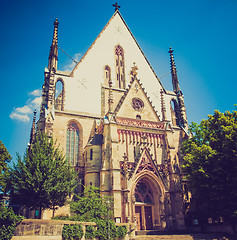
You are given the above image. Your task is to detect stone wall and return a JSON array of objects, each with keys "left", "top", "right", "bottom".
[{"left": 12, "top": 219, "right": 133, "bottom": 240}]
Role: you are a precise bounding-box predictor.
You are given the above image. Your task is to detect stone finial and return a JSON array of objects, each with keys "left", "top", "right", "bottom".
[{"left": 130, "top": 62, "right": 138, "bottom": 77}]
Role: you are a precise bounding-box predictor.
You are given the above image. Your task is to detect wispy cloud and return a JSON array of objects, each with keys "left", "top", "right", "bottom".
[
  {"left": 9, "top": 112, "right": 30, "bottom": 122},
  {"left": 30, "top": 89, "right": 41, "bottom": 96},
  {"left": 10, "top": 89, "right": 42, "bottom": 123},
  {"left": 14, "top": 105, "right": 32, "bottom": 114},
  {"left": 31, "top": 97, "right": 42, "bottom": 107},
  {"left": 63, "top": 53, "right": 81, "bottom": 72}
]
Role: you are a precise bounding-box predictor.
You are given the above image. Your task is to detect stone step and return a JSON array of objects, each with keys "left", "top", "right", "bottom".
[
  {"left": 134, "top": 235, "right": 193, "bottom": 240},
  {"left": 12, "top": 236, "right": 62, "bottom": 240},
  {"left": 134, "top": 233, "right": 233, "bottom": 240}
]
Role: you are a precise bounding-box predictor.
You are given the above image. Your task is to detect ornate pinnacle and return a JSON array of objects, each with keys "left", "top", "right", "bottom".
[
  {"left": 29, "top": 110, "right": 37, "bottom": 146},
  {"left": 33, "top": 109, "right": 37, "bottom": 122},
  {"left": 160, "top": 89, "right": 167, "bottom": 121},
  {"left": 48, "top": 19, "right": 59, "bottom": 71},
  {"left": 169, "top": 47, "right": 181, "bottom": 94},
  {"left": 52, "top": 18, "right": 59, "bottom": 46},
  {"left": 108, "top": 77, "right": 114, "bottom": 113}
]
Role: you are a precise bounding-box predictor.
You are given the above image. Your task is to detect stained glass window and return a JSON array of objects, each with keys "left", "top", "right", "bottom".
[
  {"left": 66, "top": 123, "right": 79, "bottom": 166},
  {"left": 115, "top": 45, "right": 125, "bottom": 89},
  {"left": 105, "top": 65, "right": 111, "bottom": 85}
]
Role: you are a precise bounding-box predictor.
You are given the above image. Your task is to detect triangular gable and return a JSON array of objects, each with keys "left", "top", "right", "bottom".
[
  {"left": 62, "top": 10, "right": 165, "bottom": 116},
  {"left": 70, "top": 11, "right": 165, "bottom": 90},
  {"left": 131, "top": 148, "right": 167, "bottom": 189},
  {"left": 115, "top": 77, "right": 160, "bottom": 122}
]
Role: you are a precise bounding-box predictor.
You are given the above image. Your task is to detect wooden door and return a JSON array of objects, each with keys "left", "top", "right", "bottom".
[
  {"left": 145, "top": 206, "right": 153, "bottom": 230},
  {"left": 135, "top": 206, "right": 142, "bottom": 230}
]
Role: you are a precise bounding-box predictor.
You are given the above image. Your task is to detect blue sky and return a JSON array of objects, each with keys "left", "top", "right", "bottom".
[{"left": 1, "top": 0, "right": 237, "bottom": 160}]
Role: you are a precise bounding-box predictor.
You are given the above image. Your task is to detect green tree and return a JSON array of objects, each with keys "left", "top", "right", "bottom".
[
  {"left": 70, "top": 187, "right": 117, "bottom": 240},
  {"left": 0, "top": 204, "right": 23, "bottom": 240},
  {"left": 70, "top": 186, "right": 113, "bottom": 222},
  {"left": 10, "top": 133, "right": 77, "bottom": 218},
  {"left": 182, "top": 110, "right": 237, "bottom": 225},
  {"left": 0, "top": 141, "right": 11, "bottom": 194}
]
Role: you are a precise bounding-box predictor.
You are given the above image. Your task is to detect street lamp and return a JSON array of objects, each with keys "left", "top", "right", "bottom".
[{"left": 106, "top": 200, "right": 110, "bottom": 240}]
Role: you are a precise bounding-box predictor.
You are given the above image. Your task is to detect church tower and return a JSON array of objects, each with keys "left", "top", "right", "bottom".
[{"left": 36, "top": 5, "right": 188, "bottom": 231}]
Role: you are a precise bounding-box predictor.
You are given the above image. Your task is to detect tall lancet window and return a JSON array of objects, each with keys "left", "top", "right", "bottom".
[
  {"left": 55, "top": 79, "right": 64, "bottom": 111},
  {"left": 104, "top": 65, "right": 111, "bottom": 85},
  {"left": 115, "top": 45, "right": 125, "bottom": 89},
  {"left": 66, "top": 123, "right": 79, "bottom": 166}
]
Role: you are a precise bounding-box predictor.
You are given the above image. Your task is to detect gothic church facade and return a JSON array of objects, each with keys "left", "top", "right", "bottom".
[{"left": 36, "top": 8, "right": 188, "bottom": 231}]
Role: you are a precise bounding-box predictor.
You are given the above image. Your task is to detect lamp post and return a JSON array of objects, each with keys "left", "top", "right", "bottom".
[{"left": 106, "top": 200, "right": 110, "bottom": 239}]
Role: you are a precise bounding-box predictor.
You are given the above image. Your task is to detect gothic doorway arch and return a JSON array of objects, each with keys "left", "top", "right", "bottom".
[{"left": 132, "top": 174, "right": 164, "bottom": 231}]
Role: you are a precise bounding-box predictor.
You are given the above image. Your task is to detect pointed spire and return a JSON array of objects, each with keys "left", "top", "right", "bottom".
[
  {"left": 169, "top": 47, "right": 181, "bottom": 94},
  {"left": 160, "top": 89, "right": 167, "bottom": 121},
  {"left": 48, "top": 18, "right": 59, "bottom": 71},
  {"left": 29, "top": 110, "right": 37, "bottom": 145}
]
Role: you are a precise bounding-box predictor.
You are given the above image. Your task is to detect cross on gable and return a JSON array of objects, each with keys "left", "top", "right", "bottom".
[{"left": 113, "top": 3, "right": 120, "bottom": 11}]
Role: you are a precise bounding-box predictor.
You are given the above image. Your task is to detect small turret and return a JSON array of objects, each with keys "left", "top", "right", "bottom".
[
  {"left": 169, "top": 47, "right": 181, "bottom": 94},
  {"left": 48, "top": 19, "right": 59, "bottom": 71}
]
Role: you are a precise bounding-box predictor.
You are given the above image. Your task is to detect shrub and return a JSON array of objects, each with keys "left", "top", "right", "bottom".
[
  {"left": 85, "top": 225, "right": 95, "bottom": 239},
  {"left": 52, "top": 214, "right": 70, "bottom": 220},
  {"left": 95, "top": 219, "right": 117, "bottom": 240},
  {"left": 0, "top": 204, "right": 23, "bottom": 240},
  {"left": 116, "top": 225, "right": 127, "bottom": 239},
  {"left": 62, "top": 224, "right": 83, "bottom": 240}
]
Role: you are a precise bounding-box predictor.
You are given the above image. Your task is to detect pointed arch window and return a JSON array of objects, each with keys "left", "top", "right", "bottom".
[
  {"left": 115, "top": 45, "right": 125, "bottom": 89},
  {"left": 104, "top": 65, "right": 111, "bottom": 85},
  {"left": 90, "top": 149, "right": 93, "bottom": 160},
  {"left": 170, "top": 99, "right": 180, "bottom": 126},
  {"left": 55, "top": 79, "right": 64, "bottom": 111},
  {"left": 66, "top": 123, "right": 79, "bottom": 166}
]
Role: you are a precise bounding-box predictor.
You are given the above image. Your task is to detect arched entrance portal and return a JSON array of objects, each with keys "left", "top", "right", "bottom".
[{"left": 133, "top": 176, "right": 164, "bottom": 230}]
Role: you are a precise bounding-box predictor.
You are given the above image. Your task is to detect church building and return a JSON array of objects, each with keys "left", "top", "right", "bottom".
[{"left": 35, "top": 5, "right": 188, "bottom": 231}]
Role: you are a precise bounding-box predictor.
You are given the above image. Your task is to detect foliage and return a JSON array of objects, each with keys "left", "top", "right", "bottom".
[
  {"left": 10, "top": 132, "right": 77, "bottom": 217},
  {"left": 95, "top": 220, "right": 127, "bottom": 240},
  {"left": 52, "top": 214, "right": 70, "bottom": 220},
  {"left": 0, "top": 141, "right": 11, "bottom": 194},
  {"left": 56, "top": 187, "right": 127, "bottom": 240},
  {"left": 116, "top": 225, "right": 127, "bottom": 239},
  {"left": 0, "top": 204, "right": 23, "bottom": 240},
  {"left": 182, "top": 110, "right": 237, "bottom": 223},
  {"left": 62, "top": 224, "right": 83, "bottom": 240},
  {"left": 85, "top": 225, "right": 95, "bottom": 239},
  {"left": 70, "top": 186, "right": 113, "bottom": 222},
  {"left": 95, "top": 219, "right": 116, "bottom": 240}
]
